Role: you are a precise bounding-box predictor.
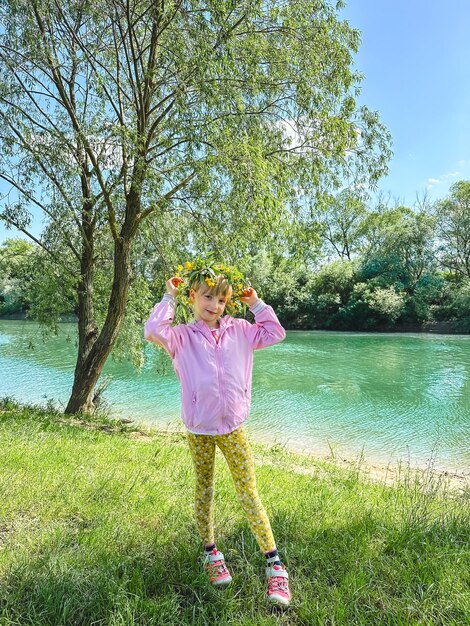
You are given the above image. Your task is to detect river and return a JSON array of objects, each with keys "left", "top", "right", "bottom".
[{"left": 1, "top": 320, "right": 469, "bottom": 472}]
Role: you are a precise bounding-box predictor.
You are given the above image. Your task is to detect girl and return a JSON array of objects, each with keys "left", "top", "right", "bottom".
[{"left": 144, "top": 269, "right": 291, "bottom": 606}]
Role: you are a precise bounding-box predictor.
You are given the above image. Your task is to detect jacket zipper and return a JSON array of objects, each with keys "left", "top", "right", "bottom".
[
  {"left": 214, "top": 340, "right": 226, "bottom": 419},
  {"left": 190, "top": 391, "right": 197, "bottom": 427},
  {"left": 196, "top": 324, "right": 230, "bottom": 423}
]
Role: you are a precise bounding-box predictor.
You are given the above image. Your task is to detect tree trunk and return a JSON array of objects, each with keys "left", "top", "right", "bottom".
[
  {"left": 75, "top": 203, "right": 99, "bottom": 388},
  {"left": 65, "top": 237, "right": 132, "bottom": 414}
]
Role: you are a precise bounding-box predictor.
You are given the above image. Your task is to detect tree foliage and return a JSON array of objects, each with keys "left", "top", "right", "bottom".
[
  {"left": 435, "top": 180, "right": 470, "bottom": 280},
  {"left": 314, "top": 190, "right": 368, "bottom": 260},
  {"left": 0, "top": 238, "right": 35, "bottom": 314},
  {"left": 0, "top": 0, "right": 391, "bottom": 411}
]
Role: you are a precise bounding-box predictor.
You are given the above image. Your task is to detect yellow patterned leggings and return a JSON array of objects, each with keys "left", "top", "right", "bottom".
[{"left": 186, "top": 426, "right": 276, "bottom": 553}]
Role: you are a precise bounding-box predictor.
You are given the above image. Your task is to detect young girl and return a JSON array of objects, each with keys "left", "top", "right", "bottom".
[{"left": 144, "top": 270, "right": 291, "bottom": 606}]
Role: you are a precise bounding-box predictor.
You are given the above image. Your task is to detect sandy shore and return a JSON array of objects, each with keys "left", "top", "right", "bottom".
[
  {"left": 122, "top": 419, "right": 470, "bottom": 493},
  {"left": 249, "top": 433, "right": 470, "bottom": 491},
  {"left": 257, "top": 448, "right": 470, "bottom": 492}
]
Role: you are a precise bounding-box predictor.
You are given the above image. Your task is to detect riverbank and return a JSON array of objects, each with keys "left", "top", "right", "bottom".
[
  {"left": 1, "top": 399, "right": 468, "bottom": 625},
  {"left": 125, "top": 419, "right": 470, "bottom": 492},
  {"left": 285, "top": 320, "right": 469, "bottom": 334},
  {"left": 1, "top": 312, "right": 468, "bottom": 334}
]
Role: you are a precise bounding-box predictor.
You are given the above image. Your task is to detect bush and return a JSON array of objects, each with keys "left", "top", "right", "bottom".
[
  {"left": 399, "top": 274, "right": 446, "bottom": 324},
  {"left": 241, "top": 250, "right": 314, "bottom": 328},
  {"left": 433, "top": 281, "right": 470, "bottom": 331},
  {"left": 0, "top": 292, "right": 25, "bottom": 316},
  {"left": 339, "top": 282, "right": 405, "bottom": 330},
  {"left": 308, "top": 259, "right": 357, "bottom": 328}
]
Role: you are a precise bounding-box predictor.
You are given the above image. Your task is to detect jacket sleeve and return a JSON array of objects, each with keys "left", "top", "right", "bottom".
[
  {"left": 243, "top": 299, "right": 286, "bottom": 350},
  {"left": 144, "top": 294, "right": 181, "bottom": 358}
]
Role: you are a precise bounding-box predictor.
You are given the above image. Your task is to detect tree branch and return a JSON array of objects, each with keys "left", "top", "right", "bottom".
[
  {"left": 140, "top": 170, "right": 197, "bottom": 221},
  {"left": 0, "top": 172, "right": 81, "bottom": 261},
  {"left": 33, "top": 5, "right": 119, "bottom": 241}
]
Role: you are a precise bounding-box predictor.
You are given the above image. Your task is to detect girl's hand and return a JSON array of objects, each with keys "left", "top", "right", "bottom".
[
  {"left": 166, "top": 276, "right": 183, "bottom": 297},
  {"left": 239, "top": 287, "right": 258, "bottom": 307}
]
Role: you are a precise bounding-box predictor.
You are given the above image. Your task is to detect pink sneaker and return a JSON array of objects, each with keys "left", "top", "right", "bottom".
[
  {"left": 203, "top": 549, "right": 232, "bottom": 586},
  {"left": 266, "top": 563, "right": 291, "bottom": 606}
]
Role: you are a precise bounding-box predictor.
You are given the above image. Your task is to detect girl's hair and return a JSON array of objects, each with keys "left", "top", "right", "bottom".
[{"left": 192, "top": 274, "right": 233, "bottom": 300}]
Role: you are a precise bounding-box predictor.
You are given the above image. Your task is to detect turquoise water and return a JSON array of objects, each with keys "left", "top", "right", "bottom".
[{"left": 1, "top": 320, "right": 469, "bottom": 471}]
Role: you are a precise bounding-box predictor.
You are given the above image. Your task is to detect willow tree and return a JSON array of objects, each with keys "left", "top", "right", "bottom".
[{"left": 0, "top": 0, "right": 390, "bottom": 413}]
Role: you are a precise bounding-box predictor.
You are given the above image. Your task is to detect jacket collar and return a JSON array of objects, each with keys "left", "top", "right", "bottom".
[{"left": 189, "top": 315, "right": 233, "bottom": 340}]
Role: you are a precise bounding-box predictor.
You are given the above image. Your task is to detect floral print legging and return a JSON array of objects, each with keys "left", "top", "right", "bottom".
[{"left": 186, "top": 426, "right": 276, "bottom": 553}]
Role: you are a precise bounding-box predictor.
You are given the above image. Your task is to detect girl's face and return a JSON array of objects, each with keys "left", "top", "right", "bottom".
[{"left": 190, "top": 286, "right": 229, "bottom": 328}]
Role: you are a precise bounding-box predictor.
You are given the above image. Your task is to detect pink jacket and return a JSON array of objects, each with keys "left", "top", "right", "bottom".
[{"left": 144, "top": 295, "right": 286, "bottom": 435}]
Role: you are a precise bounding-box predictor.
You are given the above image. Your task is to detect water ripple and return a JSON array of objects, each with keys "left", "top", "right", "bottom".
[{"left": 1, "top": 321, "right": 469, "bottom": 470}]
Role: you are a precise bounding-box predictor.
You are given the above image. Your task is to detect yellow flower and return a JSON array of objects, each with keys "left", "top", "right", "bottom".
[
  {"left": 185, "top": 261, "right": 193, "bottom": 270},
  {"left": 205, "top": 277, "right": 216, "bottom": 287},
  {"left": 177, "top": 265, "right": 183, "bottom": 272}
]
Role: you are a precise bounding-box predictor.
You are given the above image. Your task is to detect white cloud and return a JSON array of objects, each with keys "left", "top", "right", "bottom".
[{"left": 426, "top": 171, "right": 461, "bottom": 190}]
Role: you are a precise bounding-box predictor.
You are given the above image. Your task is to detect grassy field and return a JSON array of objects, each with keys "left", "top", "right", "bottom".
[{"left": 0, "top": 398, "right": 469, "bottom": 625}]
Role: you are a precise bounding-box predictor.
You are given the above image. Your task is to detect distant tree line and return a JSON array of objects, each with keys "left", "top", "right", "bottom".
[
  {"left": 2, "top": 180, "right": 470, "bottom": 333},
  {"left": 244, "top": 180, "right": 470, "bottom": 332}
]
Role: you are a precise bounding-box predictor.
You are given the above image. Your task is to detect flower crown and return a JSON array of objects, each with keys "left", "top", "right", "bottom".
[{"left": 173, "top": 257, "right": 250, "bottom": 323}]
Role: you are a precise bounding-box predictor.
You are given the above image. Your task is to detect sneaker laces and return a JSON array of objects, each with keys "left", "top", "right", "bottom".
[
  {"left": 205, "top": 549, "right": 229, "bottom": 577},
  {"left": 213, "top": 560, "right": 229, "bottom": 576},
  {"left": 267, "top": 564, "right": 290, "bottom": 597},
  {"left": 268, "top": 575, "right": 289, "bottom": 594}
]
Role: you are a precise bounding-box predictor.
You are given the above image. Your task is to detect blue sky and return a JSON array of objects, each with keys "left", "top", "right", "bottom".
[
  {"left": 1, "top": 1, "right": 469, "bottom": 244},
  {"left": 340, "top": 0, "right": 470, "bottom": 206}
]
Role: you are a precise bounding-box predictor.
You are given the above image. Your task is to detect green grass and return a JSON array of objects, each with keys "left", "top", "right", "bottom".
[{"left": 0, "top": 398, "right": 469, "bottom": 625}]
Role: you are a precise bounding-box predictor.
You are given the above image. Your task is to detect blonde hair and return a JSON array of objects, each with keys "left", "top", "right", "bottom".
[{"left": 192, "top": 274, "right": 233, "bottom": 300}]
